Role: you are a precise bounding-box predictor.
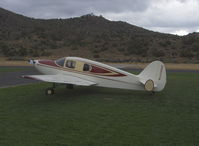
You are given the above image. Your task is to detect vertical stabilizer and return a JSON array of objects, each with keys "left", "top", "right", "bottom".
[{"left": 138, "top": 61, "right": 166, "bottom": 92}]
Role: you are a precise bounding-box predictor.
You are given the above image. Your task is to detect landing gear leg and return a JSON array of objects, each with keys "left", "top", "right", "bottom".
[
  {"left": 45, "top": 83, "right": 56, "bottom": 95},
  {"left": 151, "top": 91, "right": 155, "bottom": 95}
]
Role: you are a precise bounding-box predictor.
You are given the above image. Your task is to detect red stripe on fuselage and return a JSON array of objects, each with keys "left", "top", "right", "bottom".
[
  {"left": 38, "top": 60, "right": 126, "bottom": 77},
  {"left": 38, "top": 60, "right": 59, "bottom": 67},
  {"left": 90, "top": 65, "right": 111, "bottom": 73},
  {"left": 107, "top": 73, "right": 126, "bottom": 77},
  {"left": 90, "top": 65, "right": 126, "bottom": 76}
]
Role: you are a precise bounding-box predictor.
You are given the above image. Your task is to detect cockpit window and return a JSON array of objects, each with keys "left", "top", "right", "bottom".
[
  {"left": 83, "top": 64, "right": 91, "bottom": 71},
  {"left": 55, "top": 58, "right": 65, "bottom": 67},
  {"left": 66, "top": 60, "right": 76, "bottom": 68}
]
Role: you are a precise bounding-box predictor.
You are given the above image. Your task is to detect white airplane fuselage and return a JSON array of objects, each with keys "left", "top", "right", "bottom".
[
  {"left": 33, "top": 57, "right": 144, "bottom": 91},
  {"left": 25, "top": 56, "right": 166, "bottom": 94}
]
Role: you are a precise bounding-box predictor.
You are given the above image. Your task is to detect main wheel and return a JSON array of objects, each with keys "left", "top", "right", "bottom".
[{"left": 45, "top": 88, "right": 54, "bottom": 95}]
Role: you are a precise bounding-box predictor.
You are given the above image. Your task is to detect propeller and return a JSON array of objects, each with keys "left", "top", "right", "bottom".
[{"left": 29, "top": 59, "right": 36, "bottom": 64}]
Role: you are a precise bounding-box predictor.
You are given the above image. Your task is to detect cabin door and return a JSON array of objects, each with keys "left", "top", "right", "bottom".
[{"left": 75, "top": 61, "right": 84, "bottom": 72}]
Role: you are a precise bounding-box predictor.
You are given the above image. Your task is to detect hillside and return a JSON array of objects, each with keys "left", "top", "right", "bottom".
[{"left": 0, "top": 7, "right": 199, "bottom": 63}]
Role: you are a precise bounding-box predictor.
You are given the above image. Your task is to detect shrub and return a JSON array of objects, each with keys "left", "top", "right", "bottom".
[
  {"left": 159, "top": 40, "right": 171, "bottom": 47},
  {"left": 93, "top": 54, "right": 100, "bottom": 58},
  {"left": 117, "top": 48, "right": 125, "bottom": 52},
  {"left": 180, "top": 49, "right": 194, "bottom": 58},
  {"left": 18, "top": 47, "right": 27, "bottom": 56},
  {"left": 152, "top": 49, "right": 165, "bottom": 57}
]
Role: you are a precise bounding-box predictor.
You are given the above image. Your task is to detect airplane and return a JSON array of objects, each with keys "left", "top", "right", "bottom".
[{"left": 22, "top": 57, "right": 166, "bottom": 95}]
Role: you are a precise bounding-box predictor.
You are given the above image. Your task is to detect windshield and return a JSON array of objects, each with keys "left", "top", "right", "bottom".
[{"left": 55, "top": 58, "right": 65, "bottom": 67}]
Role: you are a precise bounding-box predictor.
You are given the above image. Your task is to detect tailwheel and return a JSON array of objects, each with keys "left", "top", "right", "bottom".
[
  {"left": 45, "top": 88, "right": 54, "bottom": 95},
  {"left": 144, "top": 79, "right": 154, "bottom": 92},
  {"left": 151, "top": 91, "right": 155, "bottom": 95}
]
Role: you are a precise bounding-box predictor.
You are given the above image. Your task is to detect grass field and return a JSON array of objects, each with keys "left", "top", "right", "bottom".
[{"left": 0, "top": 72, "right": 199, "bottom": 146}]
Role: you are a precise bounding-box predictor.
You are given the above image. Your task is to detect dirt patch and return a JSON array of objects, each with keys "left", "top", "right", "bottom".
[
  {"left": 0, "top": 57, "right": 199, "bottom": 70},
  {"left": 0, "top": 60, "right": 30, "bottom": 66}
]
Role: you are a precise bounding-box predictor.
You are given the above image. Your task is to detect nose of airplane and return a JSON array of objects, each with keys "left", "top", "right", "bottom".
[{"left": 29, "top": 59, "right": 38, "bottom": 64}]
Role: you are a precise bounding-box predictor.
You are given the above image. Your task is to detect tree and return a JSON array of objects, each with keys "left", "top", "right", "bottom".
[
  {"left": 152, "top": 49, "right": 165, "bottom": 57},
  {"left": 180, "top": 49, "right": 194, "bottom": 58},
  {"left": 18, "top": 47, "right": 27, "bottom": 56}
]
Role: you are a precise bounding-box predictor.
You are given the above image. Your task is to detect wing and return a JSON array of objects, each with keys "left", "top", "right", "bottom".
[{"left": 22, "top": 74, "right": 96, "bottom": 86}]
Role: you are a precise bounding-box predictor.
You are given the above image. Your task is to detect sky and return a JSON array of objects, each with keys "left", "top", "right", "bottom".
[{"left": 1, "top": 0, "right": 199, "bottom": 36}]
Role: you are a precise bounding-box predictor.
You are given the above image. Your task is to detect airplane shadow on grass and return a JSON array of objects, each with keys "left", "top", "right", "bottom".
[
  {"left": 36, "top": 85, "right": 163, "bottom": 103},
  {"left": 20, "top": 83, "right": 166, "bottom": 108}
]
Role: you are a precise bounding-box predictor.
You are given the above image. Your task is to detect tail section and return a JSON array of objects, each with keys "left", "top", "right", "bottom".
[{"left": 138, "top": 61, "right": 166, "bottom": 92}]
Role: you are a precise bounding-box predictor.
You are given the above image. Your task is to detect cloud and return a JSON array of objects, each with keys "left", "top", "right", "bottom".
[
  {"left": 102, "top": 0, "right": 199, "bottom": 35},
  {"left": 0, "top": 0, "right": 152, "bottom": 18},
  {"left": 0, "top": 0, "right": 199, "bottom": 35},
  {"left": 171, "top": 30, "right": 189, "bottom": 36}
]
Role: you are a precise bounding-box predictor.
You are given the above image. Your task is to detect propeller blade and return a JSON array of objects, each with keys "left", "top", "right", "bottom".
[{"left": 29, "top": 59, "right": 35, "bottom": 64}]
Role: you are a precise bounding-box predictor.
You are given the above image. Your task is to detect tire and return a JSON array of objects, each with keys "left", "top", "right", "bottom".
[
  {"left": 144, "top": 79, "right": 154, "bottom": 92},
  {"left": 45, "top": 88, "right": 54, "bottom": 95}
]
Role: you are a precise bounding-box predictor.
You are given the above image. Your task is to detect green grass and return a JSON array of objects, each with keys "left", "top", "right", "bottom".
[
  {"left": 0, "top": 68, "right": 29, "bottom": 73},
  {"left": 0, "top": 72, "right": 199, "bottom": 146}
]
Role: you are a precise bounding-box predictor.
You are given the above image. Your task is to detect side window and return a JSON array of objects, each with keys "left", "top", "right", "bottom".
[
  {"left": 66, "top": 60, "right": 76, "bottom": 68},
  {"left": 83, "top": 64, "right": 91, "bottom": 71}
]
